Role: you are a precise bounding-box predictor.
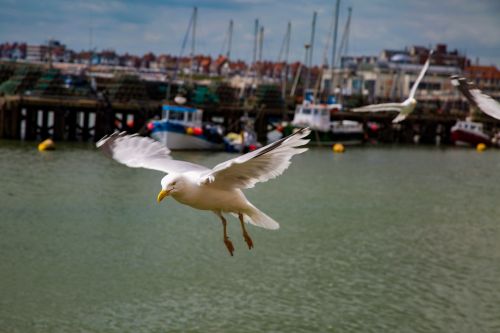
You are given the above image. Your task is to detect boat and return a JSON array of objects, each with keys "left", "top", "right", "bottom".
[
  {"left": 148, "top": 105, "right": 224, "bottom": 150},
  {"left": 330, "top": 120, "right": 365, "bottom": 145},
  {"left": 291, "top": 96, "right": 364, "bottom": 144},
  {"left": 223, "top": 115, "right": 262, "bottom": 153},
  {"left": 223, "top": 131, "right": 261, "bottom": 153},
  {"left": 450, "top": 120, "right": 491, "bottom": 147}
]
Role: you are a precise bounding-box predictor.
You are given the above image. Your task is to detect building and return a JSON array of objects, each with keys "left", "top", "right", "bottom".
[
  {"left": 0, "top": 42, "right": 27, "bottom": 60},
  {"left": 26, "top": 45, "right": 48, "bottom": 62},
  {"left": 464, "top": 65, "right": 500, "bottom": 94}
]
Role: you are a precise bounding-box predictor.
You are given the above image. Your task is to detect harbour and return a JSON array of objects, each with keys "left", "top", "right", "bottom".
[
  {"left": 1, "top": 1, "right": 500, "bottom": 332},
  {"left": 1, "top": 65, "right": 498, "bottom": 147},
  {"left": 1, "top": 142, "right": 500, "bottom": 332}
]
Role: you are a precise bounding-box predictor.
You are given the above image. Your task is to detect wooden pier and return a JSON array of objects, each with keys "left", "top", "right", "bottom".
[{"left": 0, "top": 95, "right": 159, "bottom": 141}]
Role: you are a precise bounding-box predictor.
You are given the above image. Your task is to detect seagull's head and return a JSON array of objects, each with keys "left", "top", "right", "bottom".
[
  {"left": 403, "top": 98, "right": 417, "bottom": 110},
  {"left": 157, "top": 174, "right": 183, "bottom": 202}
]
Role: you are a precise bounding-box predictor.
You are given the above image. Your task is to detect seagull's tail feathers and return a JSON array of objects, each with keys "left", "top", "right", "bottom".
[{"left": 238, "top": 205, "right": 280, "bottom": 230}]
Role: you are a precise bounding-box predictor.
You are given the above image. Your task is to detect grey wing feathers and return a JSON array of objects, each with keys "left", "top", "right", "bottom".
[
  {"left": 97, "top": 132, "right": 208, "bottom": 174},
  {"left": 352, "top": 103, "right": 403, "bottom": 113},
  {"left": 451, "top": 76, "right": 500, "bottom": 120},
  {"left": 408, "top": 50, "right": 433, "bottom": 99},
  {"left": 470, "top": 90, "right": 500, "bottom": 120},
  {"left": 201, "top": 127, "right": 311, "bottom": 189}
]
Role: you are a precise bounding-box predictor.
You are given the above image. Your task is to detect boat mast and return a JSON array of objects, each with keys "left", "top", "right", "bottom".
[
  {"left": 305, "top": 11, "right": 317, "bottom": 91},
  {"left": 190, "top": 6, "right": 197, "bottom": 85},
  {"left": 336, "top": 6, "right": 352, "bottom": 68},
  {"left": 227, "top": 19, "right": 233, "bottom": 59},
  {"left": 330, "top": 0, "right": 340, "bottom": 95},
  {"left": 253, "top": 19, "right": 259, "bottom": 69},
  {"left": 166, "top": 8, "right": 194, "bottom": 101},
  {"left": 256, "top": 26, "right": 264, "bottom": 82},
  {"left": 282, "top": 21, "right": 291, "bottom": 100}
]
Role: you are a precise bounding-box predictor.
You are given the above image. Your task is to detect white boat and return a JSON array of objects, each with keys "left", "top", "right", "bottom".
[
  {"left": 148, "top": 105, "right": 224, "bottom": 150},
  {"left": 330, "top": 120, "right": 365, "bottom": 145},
  {"left": 292, "top": 100, "right": 341, "bottom": 132},
  {"left": 292, "top": 99, "right": 364, "bottom": 144},
  {"left": 451, "top": 120, "right": 490, "bottom": 147}
]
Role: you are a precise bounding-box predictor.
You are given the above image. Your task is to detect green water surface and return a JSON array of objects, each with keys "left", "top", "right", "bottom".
[{"left": 1, "top": 141, "right": 499, "bottom": 332}]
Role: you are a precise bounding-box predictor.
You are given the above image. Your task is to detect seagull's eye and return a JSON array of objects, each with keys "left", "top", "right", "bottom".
[{"left": 171, "top": 182, "right": 177, "bottom": 186}]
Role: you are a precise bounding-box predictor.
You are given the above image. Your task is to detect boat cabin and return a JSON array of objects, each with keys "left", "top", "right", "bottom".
[
  {"left": 292, "top": 101, "right": 342, "bottom": 132},
  {"left": 453, "top": 120, "right": 484, "bottom": 133},
  {"left": 162, "top": 105, "right": 203, "bottom": 127}
]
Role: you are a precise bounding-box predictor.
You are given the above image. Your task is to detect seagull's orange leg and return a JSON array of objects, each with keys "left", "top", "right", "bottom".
[
  {"left": 218, "top": 213, "right": 234, "bottom": 256},
  {"left": 239, "top": 213, "right": 254, "bottom": 250}
]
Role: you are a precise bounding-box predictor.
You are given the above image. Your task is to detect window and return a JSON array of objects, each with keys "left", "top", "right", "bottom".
[
  {"left": 302, "top": 108, "right": 311, "bottom": 115},
  {"left": 169, "top": 111, "right": 184, "bottom": 121}
]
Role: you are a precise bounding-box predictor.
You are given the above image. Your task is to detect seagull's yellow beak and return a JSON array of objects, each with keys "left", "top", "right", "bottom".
[{"left": 157, "top": 189, "right": 171, "bottom": 203}]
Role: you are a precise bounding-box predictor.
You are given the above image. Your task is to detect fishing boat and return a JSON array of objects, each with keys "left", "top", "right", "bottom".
[
  {"left": 148, "top": 105, "right": 224, "bottom": 150},
  {"left": 330, "top": 120, "right": 364, "bottom": 144},
  {"left": 291, "top": 98, "right": 364, "bottom": 144},
  {"left": 450, "top": 120, "right": 491, "bottom": 147}
]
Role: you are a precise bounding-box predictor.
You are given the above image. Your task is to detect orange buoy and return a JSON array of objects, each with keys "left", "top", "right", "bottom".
[
  {"left": 476, "top": 143, "right": 487, "bottom": 152},
  {"left": 38, "top": 138, "right": 55, "bottom": 151},
  {"left": 332, "top": 143, "right": 345, "bottom": 153}
]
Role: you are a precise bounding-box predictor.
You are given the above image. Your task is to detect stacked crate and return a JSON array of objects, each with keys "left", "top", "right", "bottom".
[
  {"left": 0, "top": 65, "right": 42, "bottom": 95},
  {"left": 192, "top": 85, "right": 220, "bottom": 105},
  {"left": 0, "top": 63, "right": 15, "bottom": 87},
  {"left": 255, "top": 84, "right": 283, "bottom": 109},
  {"left": 107, "top": 75, "right": 148, "bottom": 101},
  {"left": 32, "top": 68, "right": 69, "bottom": 97}
]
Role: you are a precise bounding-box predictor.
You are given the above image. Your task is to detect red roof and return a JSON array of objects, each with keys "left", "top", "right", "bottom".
[{"left": 465, "top": 65, "right": 500, "bottom": 79}]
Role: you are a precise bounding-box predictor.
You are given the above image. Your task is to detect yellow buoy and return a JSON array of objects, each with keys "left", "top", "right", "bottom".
[
  {"left": 476, "top": 143, "right": 487, "bottom": 152},
  {"left": 333, "top": 143, "right": 345, "bottom": 153},
  {"left": 38, "top": 138, "right": 55, "bottom": 151},
  {"left": 185, "top": 127, "right": 194, "bottom": 135}
]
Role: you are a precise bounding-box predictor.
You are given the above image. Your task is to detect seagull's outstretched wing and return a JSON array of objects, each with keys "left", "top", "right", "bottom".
[
  {"left": 470, "top": 89, "right": 500, "bottom": 120},
  {"left": 97, "top": 132, "right": 209, "bottom": 174},
  {"left": 392, "top": 113, "right": 408, "bottom": 123},
  {"left": 451, "top": 76, "right": 500, "bottom": 120},
  {"left": 408, "top": 50, "right": 433, "bottom": 99},
  {"left": 200, "top": 127, "right": 311, "bottom": 189},
  {"left": 352, "top": 103, "right": 403, "bottom": 113}
]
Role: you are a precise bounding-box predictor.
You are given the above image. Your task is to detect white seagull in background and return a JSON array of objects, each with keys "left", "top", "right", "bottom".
[
  {"left": 97, "top": 128, "right": 311, "bottom": 256},
  {"left": 352, "top": 50, "right": 434, "bottom": 123},
  {"left": 451, "top": 75, "right": 500, "bottom": 120}
]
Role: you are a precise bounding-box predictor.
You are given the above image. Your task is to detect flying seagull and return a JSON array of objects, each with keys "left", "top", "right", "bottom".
[
  {"left": 97, "top": 128, "right": 311, "bottom": 256},
  {"left": 451, "top": 75, "right": 500, "bottom": 120},
  {"left": 352, "top": 50, "right": 434, "bottom": 123}
]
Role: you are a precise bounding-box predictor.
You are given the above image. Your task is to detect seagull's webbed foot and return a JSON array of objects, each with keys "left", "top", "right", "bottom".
[
  {"left": 239, "top": 213, "right": 254, "bottom": 250},
  {"left": 224, "top": 236, "right": 235, "bottom": 256},
  {"left": 218, "top": 213, "right": 234, "bottom": 256}
]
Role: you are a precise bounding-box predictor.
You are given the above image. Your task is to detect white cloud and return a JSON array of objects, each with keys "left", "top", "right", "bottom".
[{"left": 0, "top": 0, "right": 498, "bottom": 66}]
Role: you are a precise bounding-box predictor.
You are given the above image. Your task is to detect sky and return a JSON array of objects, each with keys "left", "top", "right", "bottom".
[{"left": 1, "top": 0, "right": 499, "bottom": 66}]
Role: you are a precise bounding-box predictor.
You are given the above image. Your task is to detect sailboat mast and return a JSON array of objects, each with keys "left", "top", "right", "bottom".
[
  {"left": 253, "top": 19, "right": 259, "bottom": 67},
  {"left": 227, "top": 19, "right": 233, "bottom": 59},
  {"left": 337, "top": 6, "right": 352, "bottom": 68},
  {"left": 166, "top": 8, "right": 194, "bottom": 101},
  {"left": 305, "top": 11, "right": 317, "bottom": 91},
  {"left": 330, "top": 0, "right": 340, "bottom": 94},
  {"left": 190, "top": 6, "right": 197, "bottom": 85},
  {"left": 282, "top": 21, "right": 291, "bottom": 99},
  {"left": 258, "top": 26, "right": 264, "bottom": 62}
]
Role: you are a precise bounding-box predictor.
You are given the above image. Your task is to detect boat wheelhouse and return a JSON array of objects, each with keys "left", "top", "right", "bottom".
[
  {"left": 451, "top": 120, "right": 491, "bottom": 147},
  {"left": 149, "top": 105, "right": 224, "bottom": 150}
]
